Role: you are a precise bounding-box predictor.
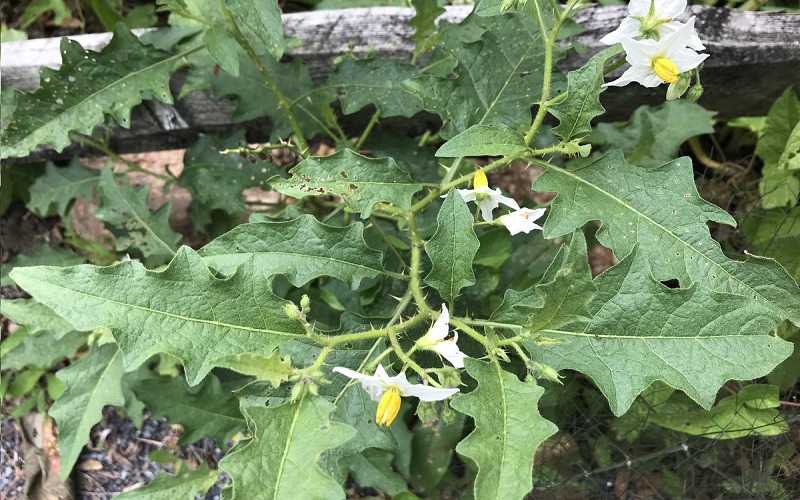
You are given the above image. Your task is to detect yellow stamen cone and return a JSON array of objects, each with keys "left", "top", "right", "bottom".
[
  {"left": 652, "top": 57, "right": 679, "bottom": 83},
  {"left": 375, "top": 388, "right": 402, "bottom": 426},
  {"left": 473, "top": 170, "right": 488, "bottom": 189}
]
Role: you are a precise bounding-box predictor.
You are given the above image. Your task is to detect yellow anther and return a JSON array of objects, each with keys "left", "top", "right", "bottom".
[
  {"left": 652, "top": 57, "right": 679, "bottom": 83},
  {"left": 376, "top": 387, "right": 402, "bottom": 426},
  {"left": 473, "top": 170, "right": 489, "bottom": 189}
]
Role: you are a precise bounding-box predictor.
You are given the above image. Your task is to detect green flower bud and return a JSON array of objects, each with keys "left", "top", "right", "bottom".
[
  {"left": 300, "top": 294, "right": 311, "bottom": 313},
  {"left": 416, "top": 401, "right": 438, "bottom": 425},
  {"left": 687, "top": 83, "right": 704, "bottom": 103}
]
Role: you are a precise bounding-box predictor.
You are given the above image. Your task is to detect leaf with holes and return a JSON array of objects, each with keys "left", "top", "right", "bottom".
[
  {"left": 450, "top": 358, "right": 557, "bottom": 500},
  {"left": 96, "top": 165, "right": 181, "bottom": 266},
  {"left": 524, "top": 247, "right": 793, "bottom": 415},
  {"left": 534, "top": 151, "right": 800, "bottom": 326},
  {"left": 270, "top": 150, "right": 422, "bottom": 218},
  {"left": 10, "top": 247, "right": 307, "bottom": 386},
  {"left": 1, "top": 25, "right": 188, "bottom": 159},
  {"left": 326, "top": 58, "right": 423, "bottom": 118},
  {"left": 219, "top": 398, "right": 356, "bottom": 500},
  {"left": 199, "top": 214, "right": 387, "bottom": 288}
]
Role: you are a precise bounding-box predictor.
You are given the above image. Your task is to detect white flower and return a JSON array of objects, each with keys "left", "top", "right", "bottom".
[
  {"left": 498, "top": 208, "right": 547, "bottom": 235},
  {"left": 600, "top": 0, "right": 704, "bottom": 51},
  {"left": 417, "top": 304, "right": 467, "bottom": 368},
  {"left": 332, "top": 365, "right": 459, "bottom": 426},
  {"left": 445, "top": 170, "right": 520, "bottom": 221},
  {"left": 604, "top": 17, "right": 708, "bottom": 88}
]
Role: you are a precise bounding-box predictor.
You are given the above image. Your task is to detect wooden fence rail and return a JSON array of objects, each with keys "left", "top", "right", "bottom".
[{"left": 2, "top": 5, "right": 799, "bottom": 162}]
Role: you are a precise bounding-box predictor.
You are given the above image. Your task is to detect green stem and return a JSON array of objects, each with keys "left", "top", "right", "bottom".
[
  {"left": 388, "top": 327, "right": 438, "bottom": 385},
  {"left": 369, "top": 216, "right": 408, "bottom": 271},
  {"left": 449, "top": 317, "right": 490, "bottom": 347},
  {"left": 354, "top": 109, "right": 380, "bottom": 150},
  {"left": 221, "top": 1, "right": 310, "bottom": 154},
  {"left": 407, "top": 212, "right": 431, "bottom": 315},
  {"left": 440, "top": 157, "right": 464, "bottom": 185},
  {"left": 524, "top": 0, "right": 582, "bottom": 146},
  {"left": 70, "top": 134, "right": 173, "bottom": 182}
]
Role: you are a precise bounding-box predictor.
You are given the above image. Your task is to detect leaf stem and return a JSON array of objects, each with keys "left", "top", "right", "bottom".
[
  {"left": 354, "top": 109, "right": 380, "bottom": 150},
  {"left": 449, "top": 317, "right": 490, "bottom": 347},
  {"left": 70, "top": 133, "right": 172, "bottom": 182},
  {"left": 407, "top": 212, "right": 431, "bottom": 315}
]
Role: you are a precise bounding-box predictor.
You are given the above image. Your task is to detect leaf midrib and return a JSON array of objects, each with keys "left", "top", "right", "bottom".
[
  {"left": 273, "top": 401, "right": 303, "bottom": 500},
  {"left": 548, "top": 164, "right": 780, "bottom": 317},
  {"left": 6, "top": 45, "right": 199, "bottom": 154},
  {"left": 102, "top": 175, "right": 177, "bottom": 256},
  {"left": 19, "top": 275, "right": 303, "bottom": 338},
  {"left": 202, "top": 250, "right": 384, "bottom": 275}
]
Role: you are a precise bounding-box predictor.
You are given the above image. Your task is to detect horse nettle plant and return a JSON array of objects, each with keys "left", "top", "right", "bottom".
[{"left": 2, "top": 0, "right": 798, "bottom": 498}]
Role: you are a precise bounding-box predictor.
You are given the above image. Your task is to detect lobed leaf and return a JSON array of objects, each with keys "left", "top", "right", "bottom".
[
  {"left": 526, "top": 247, "right": 793, "bottom": 415},
  {"left": 1, "top": 25, "right": 185, "bottom": 158},
  {"left": 0, "top": 245, "right": 84, "bottom": 287},
  {"left": 270, "top": 150, "right": 422, "bottom": 218},
  {"left": 550, "top": 46, "right": 621, "bottom": 142},
  {"left": 424, "top": 191, "right": 480, "bottom": 303},
  {"left": 0, "top": 298, "right": 76, "bottom": 338},
  {"left": 755, "top": 86, "right": 800, "bottom": 208},
  {"left": 96, "top": 166, "right": 181, "bottom": 266},
  {"left": 451, "top": 358, "right": 557, "bottom": 500},
  {"left": 325, "top": 58, "right": 424, "bottom": 118},
  {"left": 403, "top": 13, "right": 560, "bottom": 139},
  {"left": 534, "top": 151, "right": 800, "bottom": 326},
  {"left": 49, "top": 343, "right": 125, "bottom": 480},
  {"left": 27, "top": 159, "right": 99, "bottom": 217},
  {"left": 227, "top": 0, "right": 284, "bottom": 61},
  {"left": 199, "top": 214, "right": 386, "bottom": 288},
  {"left": 220, "top": 398, "right": 356, "bottom": 500},
  {"left": 10, "top": 246, "right": 307, "bottom": 386}
]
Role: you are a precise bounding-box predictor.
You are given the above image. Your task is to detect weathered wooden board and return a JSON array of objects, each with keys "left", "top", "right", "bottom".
[{"left": 2, "top": 5, "right": 799, "bottom": 161}]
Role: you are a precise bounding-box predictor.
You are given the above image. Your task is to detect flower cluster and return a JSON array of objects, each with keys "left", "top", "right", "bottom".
[
  {"left": 333, "top": 304, "right": 465, "bottom": 426},
  {"left": 601, "top": 0, "right": 707, "bottom": 97},
  {"left": 449, "top": 170, "right": 547, "bottom": 235}
]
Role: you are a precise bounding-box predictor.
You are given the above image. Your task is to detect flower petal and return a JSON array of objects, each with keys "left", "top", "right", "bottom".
[
  {"left": 427, "top": 304, "right": 450, "bottom": 341},
  {"left": 604, "top": 65, "right": 651, "bottom": 87},
  {"left": 332, "top": 366, "right": 386, "bottom": 401},
  {"left": 401, "top": 384, "right": 460, "bottom": 402},
  {"left": 670, "top": 48, "right": 708, "bottom": 72},
  {"left": 658, "top": 0, "right": 687, "bottom": 19},
  {"left": 432, "top": 340, "right": 467, "bottom": 368},
  {"left": 599, "top": 17, "right": 641, "bottom": 46},
  {"left": 661, "top": 21, "right": 705, "bottom": 50},
  {"left": 628, "top": 0, "right": 650, "bottom": 17}
]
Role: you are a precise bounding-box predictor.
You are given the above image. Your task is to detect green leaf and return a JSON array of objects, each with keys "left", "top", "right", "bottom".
[
  {"left": 227, "top": 0, "right": 284, "bottom": 61},
  {"left": 424, "top": 191, "right": 480, "bottom": 303},
  {"left": 8, "top": 367, "right": 45, "bottom": 397},
  {"left": 0, "top": 298, "right": 76, "bottom": 338},
  {"left": 550, "top": 46, "right": 621, "bottom": 142},
  {"left": 203, "top": 25, "right": 240, "bottom": 77},
  {"left": 595, "top": 101, "right": 715, "bottom": 167},
  {"left": 756, "top": 86, "right": 799, "bottom": 167},
  {"left": 178, "top": 132, "right": 276, "bottom": 233},
  {"left": 2, "top": 328, "right": 85, "bottom": 372},
  {"left": 49, "top": 343, "right": 125, "bottom": 480},
  {"left": 778, "top": 120, "right": 800, "bottom": 170},
  {"left": 402, "top": 13, "right": 558, "bottom": 139},
  {"left": 134, "top": 374, "right": 244, "bottom": 445},
  {"left": 435, "top": 124, "right": 528, "bottom": 158},
  {"left": 0, "top": 245, "right": 84, "bottom": 287},
  {"left": 408, "top": 0, "right": 445, "bottom": 57},
  {"left": 212, "top": 54, "right": 328, "bottom": 141},
  {"left": 756, "top": 87, "right": 800, "bottom": 208},
  {"left": 271, "top": 150, "right": 422, "bottom": 218},
  {"left": 534, "top": 152, "right": 800, "bottom": 326},
  {"left": 325, "top": 58, "right": 423, "bottom": 118},
  {"left": 199, "top": 214, "right": 386, "bottom": 288},
  {"left": 527, "top": 247, "right": 793, "bottom": 415},
  {"left": 349, "top": 449, "right": 408, "bottom": 496},
  {"left": 20, "top": 0, "right": 71, "bottom": 28},
  {"left": 10, "top": 247, "right": 307, "bottom": 386},
  {"left": 27, "top": 159, "right": 100, "bottom": 217},
  {"left": 647, "top": 384, "right": 788, "bottom": 439},
  {"left": 740, "top": 207, "right": 800, "bottom": 281},
  {"left": 96, "top": 165, "right": 181, "bottom": 265},
  {"left": 490, "top": 230, "right": 595, "bottom": 332},
  {"left": 114, "top": 463, "right": 221, "bottom": 499},
  {"left": 214, "top": 350, "right": 293, "bottom": 387},
  {"left": 451, "top": 358, "right": 557, "bottom": 500},
  {"left": 409, "top": 413, "right": 465, "bottom": 493},
  {"left": 473, "top": 228, "right": 512, "bottom": 269},
  {"left": 220, "top": 398, "right": 356, "bottom": 500},
  {"left": 1, "top": 25, "right": 184, "bottom": 158}
]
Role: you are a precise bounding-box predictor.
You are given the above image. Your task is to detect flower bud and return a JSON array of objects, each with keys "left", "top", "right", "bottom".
[
  {"left": 283, "top": 303, "right": 301, "bottom": 320},
  {"left": 666, "top": 73, "right": 691, "bottom": 101},
  {"left": 300, "top": 294, "right": 311, "bottom": 313},
  {"left": 687, "top": 83, "right": 704, "bottom": 103},
  {"left": 416, "top": 401, "right": 438, "bottom": 425}
]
